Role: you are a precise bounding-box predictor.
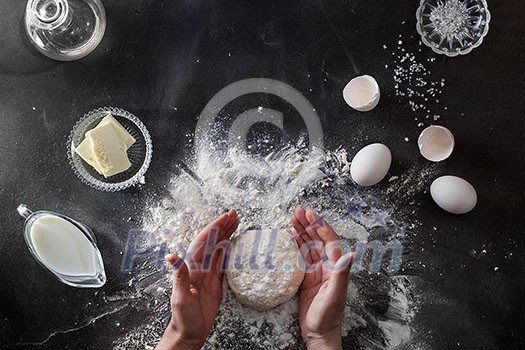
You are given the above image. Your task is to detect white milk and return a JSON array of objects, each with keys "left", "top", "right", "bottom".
[{"left": 30, "top": 215, "right": 97, "bottom": 276}]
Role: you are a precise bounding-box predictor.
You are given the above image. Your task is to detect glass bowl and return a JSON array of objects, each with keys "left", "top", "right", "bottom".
[
  {"left": 25, "top": 0, "right": 106, "bottom": 61},
  {"left": 68, "top": 107, "right": 153, "bottom": 191},
  {"left": 416, "top": 0, "right": 491, "bottom": 57}
]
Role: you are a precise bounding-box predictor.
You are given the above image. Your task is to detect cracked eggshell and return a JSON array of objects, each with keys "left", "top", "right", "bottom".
[
  {"left": 342, "top": 75, "right": 380, "bottom": 112},
  {"left": 418, "top": 125, "right": 455, "bottom": 162},
  {"left": 350, "top": 143, "right": 391, "bottom": 186},
  {"left": 430, "top": 175, "right": 477, "bottom": 214}
]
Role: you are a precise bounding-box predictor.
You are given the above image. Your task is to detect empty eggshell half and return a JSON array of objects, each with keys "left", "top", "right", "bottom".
[
  {"left": 418, "top": 125, "right": 455, "bottom": 162},
  {"left": 343, "top": 75, "right": 380, "bottom": 112}
]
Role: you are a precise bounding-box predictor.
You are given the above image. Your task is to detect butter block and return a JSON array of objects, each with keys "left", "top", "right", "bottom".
[
  {"left": 75, "top": 137, "right": 104, "bottom": 175},
  {"left": 94, "top": 114, "right": 136, "bottom": 149},
  {"left": 89, "top": 123, "right": 132, "bottom": 178}
]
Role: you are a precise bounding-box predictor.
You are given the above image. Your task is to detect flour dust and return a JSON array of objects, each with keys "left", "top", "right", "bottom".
[{"left": 111, "top": 129, "right": 430, "bottom": 349}]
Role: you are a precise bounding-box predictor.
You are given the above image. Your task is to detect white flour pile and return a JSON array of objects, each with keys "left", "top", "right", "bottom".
[{"left": 113, "top": 138, "right": 423, "bottom": 349}]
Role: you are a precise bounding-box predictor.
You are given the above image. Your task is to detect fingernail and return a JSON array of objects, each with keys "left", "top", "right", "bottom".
[{"left": 334, "top": 253, "right": 352, "bottom": 270}]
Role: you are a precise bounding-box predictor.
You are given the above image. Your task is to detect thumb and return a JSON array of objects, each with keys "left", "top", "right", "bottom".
[
  {"left": 166, "top": 254, "right": 190, "bottom": 297},
  {"left": 326, "top": 252, "right": 354, "bottom": 296}
]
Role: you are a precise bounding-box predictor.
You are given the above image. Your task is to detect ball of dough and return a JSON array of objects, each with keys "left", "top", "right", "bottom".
[{"left": 226, "top": 229, "right": 305, "bottom": 311}]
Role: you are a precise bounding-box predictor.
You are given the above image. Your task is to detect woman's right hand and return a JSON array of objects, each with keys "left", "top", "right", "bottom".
[{"left": 291, "top": 206, "right": 354, "bottom": 350}]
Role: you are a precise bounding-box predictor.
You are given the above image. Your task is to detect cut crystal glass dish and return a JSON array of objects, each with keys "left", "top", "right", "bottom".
[
  {"left": 416, "top": 0, "right": 490, "bottom": 57},
  {"left": 68, "top": 107, "right": 153, "bottom": 192}
]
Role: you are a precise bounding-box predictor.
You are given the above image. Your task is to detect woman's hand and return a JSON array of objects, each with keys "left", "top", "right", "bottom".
[
  {"left": 156, "top": 210, "right": 239, "bottom": 350},
  {"left": 291, "top": 206, "right": 354, "bottom": 350}
]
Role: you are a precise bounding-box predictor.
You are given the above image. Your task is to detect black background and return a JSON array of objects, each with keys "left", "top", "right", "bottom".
[{"left": 1, "top": 0, "right": 524, "bottom": 349}]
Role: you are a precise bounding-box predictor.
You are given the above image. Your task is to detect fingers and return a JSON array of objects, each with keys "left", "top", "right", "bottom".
[
  {"left": 292, "top": 227, "right": 312, "bottom": 266},
  {"left": 223, "top": 209, "right": 239, "bottom": 240},
  {"left": 326, "top": 252, "right": 355, "bottom": 297},
  {"left": 212, "top": 245, "right": 231, "bottom": 274},
  {"left": 293, "top": 206, "right": 338, "bottom": 245},
  {"left": 166, "top": 254, "right": 190, "bottom": 299},
  {"left": 293, "top": 206, "right": 343, "bottom": 264},
  {"left": 193, "top": 212, "right": 230, "bottom": 243},
  {"left": 332, "top": 252, "right": 354, "bottom": 274},
  {"left": 187, "top": 210, "right": 238, "bottom": 263},
  {"left": 294, "top": 205, "right": 310, "bottom": 234},
  {"left": 194, "top": 210, "right": 238, "bottom": 242},
  {"left": 187, "top": 213, "right": 229, "bottom": 260},
  {"left": 305, "top": 209, "right": 339, "bottom": 243},
  {"left": 291, "top": 206, "right": 316, "bottom": 243},
  {"left": 294, "top": 206, "right": 323, "bottom": 247},
  {"left": 180, "top": 210, "right": 238, "bottom": 275},
  {"left": 292, "top": 207, "right": 316, "bottom": 265},
  {"left": 209, "top": 210, "right": 237, "bottom": 272},
  {"left": 324, "top": 240, "right": 343, "bottom": 265},
  {"left": 292, "top": 206, "right": 328, "bottom": 265},
  {"left": 303, "top": 209, "right": 323, "bottom": 245},
  {"left": 304, "top": 208, "right": 343, "bottom": 264},
  {"left": 300, "top": 240, "right": 324, "bottom": 270},
  {"left": 291, "top": 207, "right": 307, "bottom": 239}
]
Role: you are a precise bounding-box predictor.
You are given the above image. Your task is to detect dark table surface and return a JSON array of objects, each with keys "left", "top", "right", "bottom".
[{"left": 1, "top": 0, "right": 524, "bottom": 349}]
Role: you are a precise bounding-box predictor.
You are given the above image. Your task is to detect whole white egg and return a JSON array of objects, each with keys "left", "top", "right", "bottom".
[
  {"left": 350, "top": 143, "right": 392, "bottom": 186},
  {"left": 430, "top": 175, "right": 477, "bottom": 214}
]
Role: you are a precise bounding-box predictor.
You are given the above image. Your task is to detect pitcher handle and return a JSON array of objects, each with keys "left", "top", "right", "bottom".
[{"left": 17, "top": 204, "right": 34, "bottom": 219}]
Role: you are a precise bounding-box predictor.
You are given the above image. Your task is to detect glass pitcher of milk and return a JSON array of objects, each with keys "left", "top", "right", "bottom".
[{"left": 17, "top": 204, "right": 106, "bottom": 288}]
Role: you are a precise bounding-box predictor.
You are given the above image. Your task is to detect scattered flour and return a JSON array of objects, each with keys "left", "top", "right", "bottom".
[
  {"left": 113, "top": 139, "right": 423, "bottom": 349},
  {"left": 385, "top": 163, "right": 438, "bottom": 200},
  {"left": 112, "top": 38, "right": 447, "bottom": 346}
]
